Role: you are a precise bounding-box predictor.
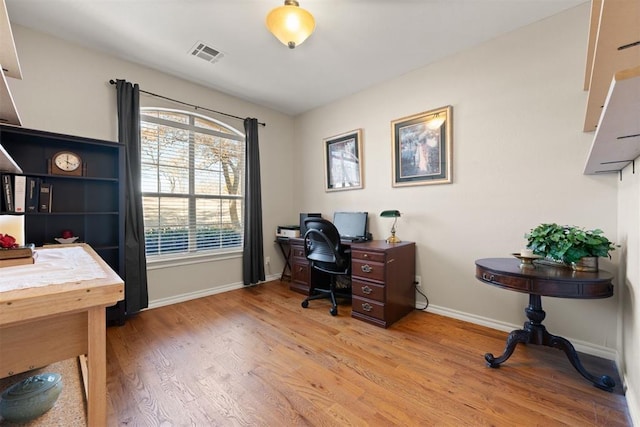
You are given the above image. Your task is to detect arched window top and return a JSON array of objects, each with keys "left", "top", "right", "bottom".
[{"left": 141, "top": 107, "right": 244, "bottom": 138}]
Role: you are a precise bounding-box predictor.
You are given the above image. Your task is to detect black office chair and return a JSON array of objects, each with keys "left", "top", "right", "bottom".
[{"left": 301, "top": 217, "right": 352, "bottom": 316}]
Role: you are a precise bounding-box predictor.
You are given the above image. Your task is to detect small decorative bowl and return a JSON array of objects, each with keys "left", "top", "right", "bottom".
[
  {"left": 0, "top": 373, "right": 63, "bottom": 423},
  {"left": 54, "top": 237, "right": 79, "bottom": 244}
]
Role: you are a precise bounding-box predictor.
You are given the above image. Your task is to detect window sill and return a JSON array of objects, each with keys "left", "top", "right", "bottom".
[{"left": 146, "top": 250, "right": 242, "bottom": 270}]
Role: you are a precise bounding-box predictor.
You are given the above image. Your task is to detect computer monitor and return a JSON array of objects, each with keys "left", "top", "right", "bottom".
[{"left": 333, "top": 211, "right": 368, "bottom": 240}]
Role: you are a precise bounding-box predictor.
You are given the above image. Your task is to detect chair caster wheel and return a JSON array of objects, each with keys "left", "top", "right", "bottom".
[
  {"left": 301, "top": 300, "right": 309, "bottom": 308},
  {"left": 330, "top": 307, "right": 338, "bottom": 316}
]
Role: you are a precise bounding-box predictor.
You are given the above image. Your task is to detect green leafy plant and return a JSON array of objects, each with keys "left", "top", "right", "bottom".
[{"left": 525, "top": 223, "right": 615, "bottom": 264}]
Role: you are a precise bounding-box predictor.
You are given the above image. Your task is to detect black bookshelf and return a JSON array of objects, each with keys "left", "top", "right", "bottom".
[{"left": 0, "top": 124, "right": 126, "bottom": 324}]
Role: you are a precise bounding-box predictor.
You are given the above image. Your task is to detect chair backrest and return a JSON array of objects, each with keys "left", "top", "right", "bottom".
[{"left": 303, "top": 217, "right": 350, "bottom": 274}]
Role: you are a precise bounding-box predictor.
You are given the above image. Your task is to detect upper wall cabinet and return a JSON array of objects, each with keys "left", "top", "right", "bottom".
[
  {"left": 583, "top": 0, "right": 639, "bottom": 132},
  {"left": 0, "top": 0, "right": 23, "bottom": 175},
  {"left": 584, "top": 66, "right": 640, "bottom": 174},
  {"left": 583, "top": 0, "right": 640, "bottom": 175},
  {"left": 0, "top": 0, "right": 22, "bottom": 126}
]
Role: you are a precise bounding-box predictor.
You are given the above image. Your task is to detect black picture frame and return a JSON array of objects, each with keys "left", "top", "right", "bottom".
[{"left": 324, "top": 129, "right": 363, "bottom": 192}]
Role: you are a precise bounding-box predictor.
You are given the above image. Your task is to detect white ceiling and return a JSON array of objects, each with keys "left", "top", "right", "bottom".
[{"left": 6, "top": 0, "right": 585, "bottom": 116}]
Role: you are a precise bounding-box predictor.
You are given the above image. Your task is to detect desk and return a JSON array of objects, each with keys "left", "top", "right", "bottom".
[
  {"left": 475, "top": 257, "right": 615, "bottom": 391},
  {"left": 289, "top": 238, "right": 416, "bottom": 328},
  {"left": 0, "top": 244, "right": 124, "bottom": 425}
]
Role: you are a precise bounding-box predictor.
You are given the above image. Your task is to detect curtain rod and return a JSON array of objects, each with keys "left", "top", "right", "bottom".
[{"left": 108, "top": 79, "right": 266, "bottom": 127}]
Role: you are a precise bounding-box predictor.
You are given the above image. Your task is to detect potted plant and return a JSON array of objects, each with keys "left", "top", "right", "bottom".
[{"left": 524, "top": 223, "right": 615, "bottom": 271}]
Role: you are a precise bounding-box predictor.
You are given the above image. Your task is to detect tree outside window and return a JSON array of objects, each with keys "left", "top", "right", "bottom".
[{"left": 140, "top": 108, "right": 244, "bottom": 257}]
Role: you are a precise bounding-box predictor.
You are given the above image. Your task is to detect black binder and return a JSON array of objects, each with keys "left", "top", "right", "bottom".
[
  {"left": 2, "top": 174, "right": 14, "bottom": 212},
  {"left": 26, "top": 177, "right": 40, "bottom": 212},
  {"left": 39, "top": 182, "right": 52, "bottom": 213}
]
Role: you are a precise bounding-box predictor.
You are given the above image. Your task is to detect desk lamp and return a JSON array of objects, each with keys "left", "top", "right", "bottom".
[{"left": 380, "top": 210, "right": 401, "bottom": 243}]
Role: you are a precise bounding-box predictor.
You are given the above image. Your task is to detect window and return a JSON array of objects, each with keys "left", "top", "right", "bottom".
[{"left": 140, "top": 108, "right": 245, "bottom": 259}]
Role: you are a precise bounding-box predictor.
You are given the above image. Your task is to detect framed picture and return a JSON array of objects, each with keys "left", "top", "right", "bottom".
[
  {"left": 324, "top": 129, "right": 363, "bottom": 192},
  {"left": 391, "top": 105, "right": 453, "bottom": 187}
]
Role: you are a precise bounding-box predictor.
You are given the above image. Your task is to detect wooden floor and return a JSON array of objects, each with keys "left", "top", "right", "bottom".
[{"left": 106, "top": 280, "right": 631, "bottom": 426}]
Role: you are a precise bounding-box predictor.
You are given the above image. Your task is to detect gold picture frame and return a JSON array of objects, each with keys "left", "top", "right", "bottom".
[
  {"left": 324, "top": 129, "right": 363, "bottom": 192},
  {"left": 391, "top": 105, "right": 453, "bottom": 187}
]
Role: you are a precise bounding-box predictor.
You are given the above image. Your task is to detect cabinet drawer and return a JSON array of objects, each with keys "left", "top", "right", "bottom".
[
  {"left": 352, "top": 296, "right": 385, "bottom": 320},
  {"left": 292, "top": 261, "right": 309, "bottom": 283},
  {"left": 352, "top": 279, "right": 385, "bottom": 302},
  {"left": 352, "top": 250, "right": 385, "bottom": 263},
  {"left": 291, "top": 246, "right": 305, "bottom": 259},
  {"left": 352, "top": 259, "right": 385, "bottom": 282},
  {"left": 476, "top": 269, "right": 531, "bottom": 292}
]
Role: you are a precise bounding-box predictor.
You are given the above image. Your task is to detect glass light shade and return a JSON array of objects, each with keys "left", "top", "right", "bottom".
[{"left": 266, "top": 0, "right": 315, "bottom": 49}]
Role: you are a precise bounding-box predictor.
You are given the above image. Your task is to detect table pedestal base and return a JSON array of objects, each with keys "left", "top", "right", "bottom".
[{"left": 484, "top": 294, "right": 615, "bottom": 392}]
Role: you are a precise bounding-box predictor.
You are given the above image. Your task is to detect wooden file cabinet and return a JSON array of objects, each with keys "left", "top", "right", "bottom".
[
  {"left": 288, "top": 238, "right": 330, "bottom": 295},
  {"left": 351, "top": 241, "right": 416, "bottom": 328},
  {"left": 289, "top": 238, "right": 311, "bottom": 294}
]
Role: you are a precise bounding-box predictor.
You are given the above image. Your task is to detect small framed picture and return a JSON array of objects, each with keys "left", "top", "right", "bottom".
[
  {"left": 324, "top": 129, "right": 363, "bottom": 192},
  {"left": 391, "top": 105, "right": 453, "bottom": 187}
]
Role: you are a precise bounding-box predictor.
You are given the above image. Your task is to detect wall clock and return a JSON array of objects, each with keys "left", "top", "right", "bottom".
[{"left": 50, "top": 151, "right": 84, "bottom": 176}]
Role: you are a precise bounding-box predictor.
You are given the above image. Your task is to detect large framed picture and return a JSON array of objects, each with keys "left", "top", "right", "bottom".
[
  {"left": 391, "top": 105, "right": 453, "bottom": 187},
  {"left": 324, "top": 129, "right": 363, "bottom": 192}
]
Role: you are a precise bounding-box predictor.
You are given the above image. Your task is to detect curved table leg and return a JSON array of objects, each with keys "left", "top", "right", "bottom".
[
  {"left": 547, "top": 334, "right": 615, "bottom": 391},
  {"left": 485, "top": 294, "right": 615, "bottom": 391},
  {"left": 485, "top": 328, "right": 530, "bottom": 367}
]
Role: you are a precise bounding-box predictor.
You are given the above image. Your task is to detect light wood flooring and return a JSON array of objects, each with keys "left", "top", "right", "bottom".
[{"left": 106, "top": 280, "right": 631, "bottom": 426}]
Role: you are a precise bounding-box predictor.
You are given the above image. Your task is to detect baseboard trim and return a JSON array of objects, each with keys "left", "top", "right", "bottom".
[
  {"left": 147, "top": 273, "right": 280, "bottom": 310},
  {"left": 624, "top": 375, "right": 639, "bottom": 426},
  {"left": 424, "top": 303, "right": 619, "bottom": 361}
]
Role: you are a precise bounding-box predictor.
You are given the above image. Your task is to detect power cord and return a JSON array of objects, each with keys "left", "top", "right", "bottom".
[{"left": 415, "top": 282, "right": 429, "bottom": 311}]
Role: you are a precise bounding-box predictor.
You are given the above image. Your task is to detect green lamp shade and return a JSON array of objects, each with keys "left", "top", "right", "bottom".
[{"left": 380, "top": 210, "right": 401, "bottom": 218}]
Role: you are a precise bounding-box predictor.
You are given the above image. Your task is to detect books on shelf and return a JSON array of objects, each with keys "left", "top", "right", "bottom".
[
  {"left": 39, "top": 182, "right": 52, "bottom": 213},
  {"left": 26, "top": 177, "right": 39, "bottom": 212},
  {"left": 2, "top": 174, "right": 14, "bottom": 212},
  {"left": 13, "top": 175, "right": 26, "bottom": 213},
  {"left": 1, "top": 175, "right": 48, "bottom": 214}
]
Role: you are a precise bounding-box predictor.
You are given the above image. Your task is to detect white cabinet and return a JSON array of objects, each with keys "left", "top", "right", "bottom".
[
  {"left": 583, "top": 0, "right": 640, "bottom": 175},
  {"left": 584, "top": 66, "right": 640, "bottom": 175},
  {"left": 0, "top": 0, "right": 21, "bottom": 125},
  {"left": 0, "top": 0, "right": 22, "bottom": 174}
]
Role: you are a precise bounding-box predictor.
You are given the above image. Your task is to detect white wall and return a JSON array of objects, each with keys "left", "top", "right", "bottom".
[
  {"left": 9, "top": 6, "right": 637, "bottom": 420},
  {"left": 8, "top": 24, "right": 296, "bottom": 303},
  {"left": 294, "top": 4, "right": 621, "bottom": 355},
  {"left": 618, "top": 163, "right": 639, "bottom": 422}
]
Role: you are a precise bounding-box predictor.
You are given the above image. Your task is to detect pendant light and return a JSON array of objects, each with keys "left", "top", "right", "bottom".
[{"left": 266, "top": 0, "right": 316, "bottom": 49}]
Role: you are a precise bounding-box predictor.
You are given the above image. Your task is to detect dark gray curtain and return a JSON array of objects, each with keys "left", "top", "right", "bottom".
[
  {"left": 242, "top": 118, "right": 265, "bottom": 285},
  {"left": 116, "top": 79, "right": 149, "bottom": 314}
]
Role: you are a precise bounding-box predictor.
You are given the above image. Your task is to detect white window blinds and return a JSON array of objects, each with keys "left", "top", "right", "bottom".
[{"left": 140, "top": 109, "right": 244, "bottom": 258}]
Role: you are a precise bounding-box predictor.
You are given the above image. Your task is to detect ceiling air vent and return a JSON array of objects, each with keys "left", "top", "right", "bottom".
[{"left": 189, "top": 42, "right": 224, "bottom": 64}]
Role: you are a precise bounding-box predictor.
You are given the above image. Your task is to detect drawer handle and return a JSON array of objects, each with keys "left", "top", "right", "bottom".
[
  {"left": 362, "top": 302, "right": 373, "bottom": 312},
  {"left": 363, "top": 253, "right": 369, "bottom": 258},
  {"left": 482, "top": 273, "right": 495, "bottom": 282},
  {"left": 361, "top": 264, "right": 373, "bottom": 273},
  {"left": 298, "top": 267, "right": 304, "bottom": 272},
  {"left": 362, "top": 285, "right": 372, "bottom": 295}
]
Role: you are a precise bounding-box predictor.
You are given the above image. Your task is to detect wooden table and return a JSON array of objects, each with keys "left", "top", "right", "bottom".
[
  {"left": 0, "top": 244, "right": 124, "bottom": 425},
  {"left": 475, "top": 257, "right": 615, "bottom": 391}
]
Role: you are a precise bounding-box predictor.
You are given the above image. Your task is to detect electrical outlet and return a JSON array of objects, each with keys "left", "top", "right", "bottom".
[
  {"left": 265, "top": 256, "right": 271, "bottom": 265},
  {"left": 415, "top": 275, "right": 422, "bottom": 288}
]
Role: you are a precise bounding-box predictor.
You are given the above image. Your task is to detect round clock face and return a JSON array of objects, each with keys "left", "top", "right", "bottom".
[{"left": 54, "top": 152, "right": 81, "bottom": 171}]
